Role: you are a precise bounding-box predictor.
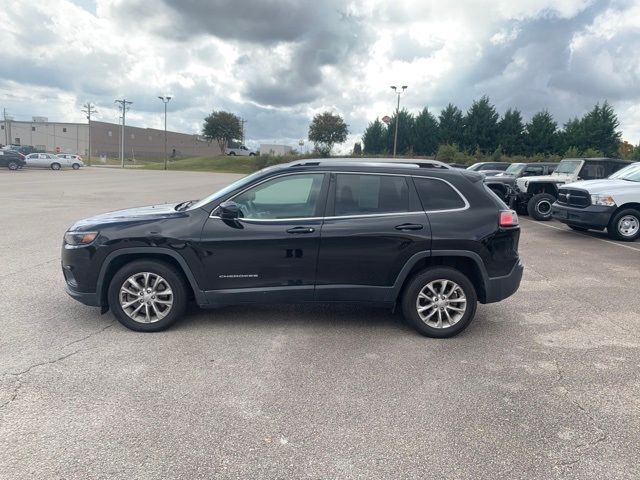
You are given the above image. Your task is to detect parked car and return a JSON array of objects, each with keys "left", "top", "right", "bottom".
[
  {"left": 62, "top": 160, "right": 523, "bottom": 338},
  {"left": 484, "top": 162, "right": 559, "bottom": 202},
  {"left": 57, "top": 154, "right": 85, "bottom": 169},
  {"left": 25, "top": 153, "right": 81, "bottom": 170},
  {"left": 0, "top": 149, "right": 26, "bottom": 170},
  {"left": 509, "top": 157, "right": 631, "bottom": 220},
  {"left": 467, "top": 162, "right": 510, "bottom": 173},
  {"left": 552, "top": 162, "right": 640, "bottom": 241},
  {"left": 448, "top": 163, "right": 468, "bottom": 169},
  {"left": 225, "top": 145, "right": 256, "bottom": 156}
]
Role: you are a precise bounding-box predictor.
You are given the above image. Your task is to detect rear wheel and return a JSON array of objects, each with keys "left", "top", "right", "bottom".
[
  {"left": 228, "top": 151, "right": 236, "bottom": 156},
  {"left": 7, "top": 161, "right": 18, "bottom": 170},
  {"left": 50, "top": 162, "right": 61, "bottom": 170},
  {"left": 527, "top": 193, "right": 556, "bottom": 221},
  {"left": 401, "top": 267, "right": 478, "bottom": 338},
  {"left": 72, "top": 163, "right": 80, "bottom": 170},
  {"left": 108, "top": 260, "right": 188, "bottom": 332},
  {"left": 607, "top": 209, "right": 640, "bottom": 241}
]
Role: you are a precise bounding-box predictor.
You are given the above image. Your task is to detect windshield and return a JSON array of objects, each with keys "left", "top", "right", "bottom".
[
  {"left": 609, "top": 162, "right": 640, "bottom": 182},
  {"left": 504, "top": 163, "right": 526, "bottom": 175},
  {"left": 189, "top": 166, "right": 280, "bottom": 210},
  {"left": 554, "top": 160, "right": 582, "bottom": 174}
]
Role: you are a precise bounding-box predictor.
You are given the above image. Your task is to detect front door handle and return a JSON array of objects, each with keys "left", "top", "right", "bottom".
[
  {"left": 395, "top": 223, "right": 424, "bottom": 231},
  {"left": 286, "top": 226, "right": 315, "bottom": 234}
]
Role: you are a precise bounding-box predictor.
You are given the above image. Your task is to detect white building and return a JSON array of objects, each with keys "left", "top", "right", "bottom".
[
  {"left": 1, "top": 117, "right": 88, "bottom": 154},
  {"left": 259, "top": 143, "right": 293, "bottom": 156}
]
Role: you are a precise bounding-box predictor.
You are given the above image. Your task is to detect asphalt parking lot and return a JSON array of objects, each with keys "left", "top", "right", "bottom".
[{"left": 1, "top": 167, "right": 639, "bottom": 479}]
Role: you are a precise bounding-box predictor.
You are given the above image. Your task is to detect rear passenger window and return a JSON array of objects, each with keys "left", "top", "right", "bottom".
[
  {"left": 334, "top": 174, "right": 409, "bottom": 216},
  {"left": 413, "top": 177, "right": 466, "bottom": 211}
]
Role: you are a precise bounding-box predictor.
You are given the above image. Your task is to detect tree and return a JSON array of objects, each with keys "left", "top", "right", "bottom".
[
  {"left": 438, "top": 103, "right": 464, "bottom": 146},
  {"left": 580, "top": 101, "right": 621, "bottom": 156},
  {"left": 386, "top": 108, "right": 414, "bottom": 155},
  {"left": 413, "top": 107, "right": 439, "bottom": 156},
  {"left": 202, "top": 111, "right": 242, "bottom": 152},
  {"left": 560, "top": 117, "right": 584, "bottom": 153},
  {"left": 308, "top": 111, "right": 349, "bottom": 156},
  {"left": 498, "top": 109, "right": 525, "bottom": 155},
  {"left": 525, "top": 110, "right": 558, "bottom": 155},
  {"left": 463, "top": 96, "right": 499, "bottom": 153},
  {"left": 362, "top": 118, "right": 386, "bottom": 154},
  {"left": 353, "top": 142, "right": 362, "bottom": 156}
]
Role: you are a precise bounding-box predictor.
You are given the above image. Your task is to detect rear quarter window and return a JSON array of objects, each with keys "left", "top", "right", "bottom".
[{"left": 413, "top": 177, "right": 467, "bottom": 211}]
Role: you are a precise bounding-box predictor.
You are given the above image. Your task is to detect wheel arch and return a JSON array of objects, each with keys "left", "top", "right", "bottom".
[
  {"left": 613, "top": 202, "right": 640, "bottom": 216},
  {"left": 394, "top": 251, "right": 488, "bottom": 303},
  {"left": 97, "top": 248, "right": 207, "bottom": 308},
  {"left": 528, "top": 182, "right": 558, "bottom": 196}
]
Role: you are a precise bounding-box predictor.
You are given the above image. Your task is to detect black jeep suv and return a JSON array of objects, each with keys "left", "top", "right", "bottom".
[{"left": 62, "top": 160, "right": 523, "bottom": 338}]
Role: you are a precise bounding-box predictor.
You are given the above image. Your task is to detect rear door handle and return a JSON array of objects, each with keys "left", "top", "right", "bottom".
[
  {"left": 286, "top": 226, "right": 315, "bottom": 234},
  {"left": 395, "top": 223, "right": 424, "bottom": 231}
]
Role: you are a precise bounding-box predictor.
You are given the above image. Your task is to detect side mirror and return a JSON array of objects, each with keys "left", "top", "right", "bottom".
[{"left": 219, "top": 201, "right": 240, "bottom": 219}]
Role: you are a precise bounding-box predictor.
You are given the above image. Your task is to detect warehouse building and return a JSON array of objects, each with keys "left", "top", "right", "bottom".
[{"left": 1, "top": 118, "right": 221, "bottom": 159}]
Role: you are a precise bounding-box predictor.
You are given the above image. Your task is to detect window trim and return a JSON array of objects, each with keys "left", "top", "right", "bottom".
[{"left": 209, "top": 170, "right": 470, "bottom": 221}]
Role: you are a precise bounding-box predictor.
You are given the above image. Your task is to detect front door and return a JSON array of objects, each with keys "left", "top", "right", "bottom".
[
  {"left": 198, "top": 172, "right": 328, "bottom": 304},
  {"left": 315, "top": 173, "right": 430, "bottom": 302}
]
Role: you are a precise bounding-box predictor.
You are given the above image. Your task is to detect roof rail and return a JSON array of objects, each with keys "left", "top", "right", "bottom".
[{"left": 287, "top": 159, "right": 453, "bottom": 169}]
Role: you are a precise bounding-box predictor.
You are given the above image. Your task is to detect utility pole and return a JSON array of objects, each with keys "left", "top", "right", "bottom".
[
  {"left": 114, "top": 99, "right": 132, "bottom": 168},
  {"left": 390, "top": 85, "right": 408, "bottom": 157},
  {"left": 240, "top": 118, "right": 248, "bottom": 144},
  {"left": 158, "top": 96, "right": 172, "bottom": 170},
  {"left": 81, "top": 103, "right": 97, "bottom": 165},
  {"left": 2, "top": 108, "right": 8, "bottom": 146}
]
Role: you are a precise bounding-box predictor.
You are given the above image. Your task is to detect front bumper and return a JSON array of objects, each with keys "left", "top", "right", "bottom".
[
  {"left": 65, "top": 284, "right": 100, "bottom": 307},
  {"left": 484, "top": 259, "right": 524, "bottom": 304},
  {"left": 551, "top": 203, "right": 615, "bottom": 229}
]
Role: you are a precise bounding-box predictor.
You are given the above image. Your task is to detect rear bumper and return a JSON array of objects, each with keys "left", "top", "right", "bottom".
[
  {"left": 483, "top": 259, "right": 524, "bottom": 304},
  {"left": 65, "top": 284, "right": 100, "bottom": 307},
  {"left": 551, "top": 203, "right": 614, "bottom": 229}
]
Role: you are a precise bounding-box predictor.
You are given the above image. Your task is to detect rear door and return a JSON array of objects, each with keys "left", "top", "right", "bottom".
[{"left": 315, "top": 172, "right": 430, "bottom": 302}]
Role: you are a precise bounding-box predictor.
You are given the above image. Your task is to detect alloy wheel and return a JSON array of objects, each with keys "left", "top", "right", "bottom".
[
  {"left": 536, "top": 200, "right": 552, "bottom": 216},
  {"left": 119, "top": 272, "right": 174, "bottom": 323},
  {"left": 416, "top": 279, "right": 467, "bottom": 329}
]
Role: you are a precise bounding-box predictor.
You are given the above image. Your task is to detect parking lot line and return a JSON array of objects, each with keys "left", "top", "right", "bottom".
[{"left": 520, "top": 218, "right": 640, "bottom": 253}]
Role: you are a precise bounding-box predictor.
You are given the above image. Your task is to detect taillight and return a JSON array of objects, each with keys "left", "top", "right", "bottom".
[{"left": 499, "top": 210, "right": 519, "bottom": 227}]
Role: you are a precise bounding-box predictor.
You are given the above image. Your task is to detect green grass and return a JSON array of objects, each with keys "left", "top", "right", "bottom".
[{"left": 141, "top": 155, "right": 303, "bottom": 174}]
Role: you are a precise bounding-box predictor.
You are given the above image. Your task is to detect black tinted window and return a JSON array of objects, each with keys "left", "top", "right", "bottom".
[
  {"left": 414, "top": 177, "right": 466, "bottom": 211},
  {"left": 580, "top": 162, "right": 605, "bottom": 180},
  {"left": 334, "top": 174, "right": 409, "bottom": 216}
]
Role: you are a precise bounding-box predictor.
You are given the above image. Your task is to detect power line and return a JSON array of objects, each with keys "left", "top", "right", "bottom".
[
  {"left": 114, "top": 99, "right": 132, "bottom": 168},
  {"left": 81, "top": 103, "right": 97, "bottom": 165}
]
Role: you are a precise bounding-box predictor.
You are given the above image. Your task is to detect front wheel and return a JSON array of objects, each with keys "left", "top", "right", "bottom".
[
  {"left": 401, "top": 267, "right": 478, "bottom": 338},
  {"left": 608, "top": 209, "right": 640, "bottom": 241},
  {"left": 108, "top": 260, "right": 188, "bottom": 332},
  {"left": 50, "top": 162, "right": 61, "bottom": 170},
  {"left": 527, "top": 193, "right": 556, "bottom": 221}
]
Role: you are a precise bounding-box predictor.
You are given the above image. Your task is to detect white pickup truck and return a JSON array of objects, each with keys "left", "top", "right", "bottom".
[
  {"left": 551, "top": 162, "right": 640, "bottom": 241},
  {"left": 225, "top": 145, "right": 256, "bottom": 156}
]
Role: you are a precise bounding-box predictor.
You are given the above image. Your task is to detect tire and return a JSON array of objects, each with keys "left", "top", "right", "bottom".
[
  {"left": 527, "top": 193, "right": 556, "bottom": 221},
  {"left": 72, "top": 163, "right": 80, "bottom": 170},
  {"left": 50, "top": 162, "right": 61, "bottom": 170},
  {"left": 108, "top": 260, "right": 188, "bottom": 332},
  {"left": 401, "top": 267, "right": 478, "bottom": 338},
  {"left": 569, "top": 225, "right": 588, "bottom": 232},
  {"left": 249, "top": 152, "right": 256, "bottom": 156},
  {"left": 607, "top": 209, "right": 640, "bottom": 242},
  {"left": 7, "top": 161, "right": 18, "bottom": 170},
  {"left": 228, "top": 152, "right": 236, "bottom": 156}
]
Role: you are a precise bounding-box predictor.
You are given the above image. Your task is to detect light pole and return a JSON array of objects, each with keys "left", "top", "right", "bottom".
[
  {"left": 158, "top": 96, "right": 172, "bottom": 170},
  {"left": 390, "top": 85, "right": 407, "bottom": 157}
]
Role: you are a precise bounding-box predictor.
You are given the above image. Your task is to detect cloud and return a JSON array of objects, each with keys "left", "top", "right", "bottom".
[{"left": 0, "top": 0, "right": 639, "bottom": 151}]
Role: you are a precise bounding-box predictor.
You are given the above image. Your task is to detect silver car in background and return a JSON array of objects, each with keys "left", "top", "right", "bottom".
[{"left": 25, "top": 153, "right": 84, "bottom": 170}]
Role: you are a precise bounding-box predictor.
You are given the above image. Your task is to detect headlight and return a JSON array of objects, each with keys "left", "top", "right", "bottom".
[
  {"left": 64, "top": 231, "right": 98, "bottom": 245},
  {"left": 590, "top": 194, "right": 616, "bottom": 206}
]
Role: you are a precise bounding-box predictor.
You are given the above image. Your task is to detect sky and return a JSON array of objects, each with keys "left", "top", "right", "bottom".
[{"left": 1, "top": 0, "right": 639, "bottom": 152}]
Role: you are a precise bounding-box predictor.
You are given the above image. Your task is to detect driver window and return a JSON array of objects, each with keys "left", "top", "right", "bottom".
[
  {"left": 233, "top": 173, "right": 325, "bottom": 219},
  {"left": 523, "top": 166, "right": 544, "bottom": 176}
]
